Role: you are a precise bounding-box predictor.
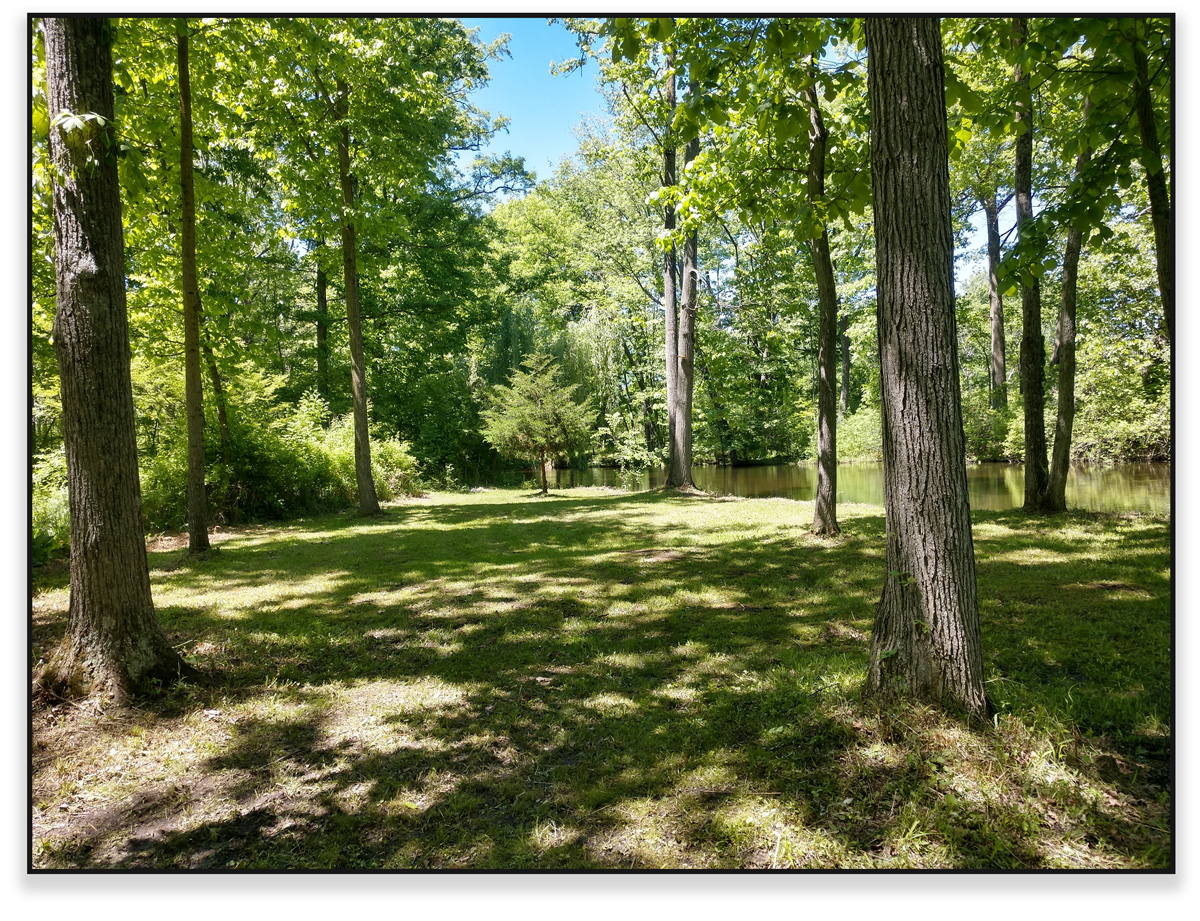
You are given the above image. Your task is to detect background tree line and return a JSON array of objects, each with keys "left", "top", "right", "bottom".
[{"left": 32, "top": 15, "right": 1170, "bottom": 550}]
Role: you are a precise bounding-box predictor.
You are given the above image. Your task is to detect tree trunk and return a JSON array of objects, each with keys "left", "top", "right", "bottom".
[
  {"left": 984, "top": 194, "right": 1008, "bottom": 410},
  {"left": 864, "top": 17, "right": 988, "bottom": 718},
  {"left": 806, "top": 69, "right": 839, "bottom": 535},
  {"left": 838, "top": 313, "right": 851, "bottom": 420},
  {"left": 38, "top": 17, "right": 193, "bottom": 702},
  {"left": 1129, "top": 23, "right": 1172, "bottom": 345},
  {"left": 1013, "top": 17, "right": 1050, "bottom": 512},
  {"left": 200, "top": 328, "right": 232, "bottom": 518},
  {"left": 1046, "top": 121, "right": 1093, "bottom": 512},
  {"left": 662, "top": 61, "right": 684, "bottom": 487},
  {"left": 336, "top": 78, "right": 380, "bottom": 515},
  {"left": 671, "top": 135, "right": 699, "bottom": 489},
  {"left": 177, "top": 20, "right": 210, "bottom": 554},
  {"left": 316, "top": 262, "right": 329, "bottom": 401},
  {"left": 1012, "top": 16, "right": 1051, "bottom": 510}
]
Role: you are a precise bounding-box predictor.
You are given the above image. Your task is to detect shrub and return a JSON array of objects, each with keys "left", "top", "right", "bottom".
[
  {"left": 32, "top": 448, "right": 69, "bottom": 564},
  {"left": 838, "top": 406, "right": 883, "bottom": 462},
  {"left": 137, "top": 388, "right": 423, "bottom": 532}
]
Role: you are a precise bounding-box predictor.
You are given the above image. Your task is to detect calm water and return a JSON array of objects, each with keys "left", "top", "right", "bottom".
[{"left": 552, "top": 462, "right": 1171, "bottom": 514}]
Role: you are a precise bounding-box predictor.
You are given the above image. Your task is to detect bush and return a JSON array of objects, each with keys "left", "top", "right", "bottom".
[
  {"left": 137, "top": 389, "right": 423, "bottom": 531},
  {"left": 838, "top": 406, "right": 883, "bottom": 462},
  {"left": 32, "top": 448, "right": 69, "bottom": 564},
  {"left": 960, "top": 389, "right": 1015, "bottom": 462}
]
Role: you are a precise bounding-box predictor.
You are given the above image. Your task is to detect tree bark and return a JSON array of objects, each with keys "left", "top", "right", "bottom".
[
  {"left": 864, "top": 17, "right": 988, "bottom": 718},
  {"left": 38, "top": 17, "right": 193, "bottom": 702},
  {"left": 1013, "top": 17, "right": 1050, "bottom": 512},
  {"left": 1129, "top": 22, "right": 1172, "bottom": 345},
  {"left": 335, "top": 77, "right": 380, "bottom": 515},
  {"left": 1046, "top": 119, "right": 1093, "bottom": 512},
  {"left": 806, "top": 68, "right": 839, "bottom": 535},
  {"left": 177, "top": 20, "right": 210, "bottom": 554},
  {"left": 983, "top": 194, "right": 1008, "bottom": 410}
]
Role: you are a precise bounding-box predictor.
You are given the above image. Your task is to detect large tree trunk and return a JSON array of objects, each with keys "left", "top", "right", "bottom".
[
  {"left": 864, "top": 17, "right": 988, "bottom": 718},
  {"left": 984, "top": 194, "right": 1008, "bottom": 410},
  {"left": 1046, "top": 122, "right": 1093, "bottom": 512},
  {"left": 38, "top": 17, "right": 193, "bottom": 702},
  {"left": 316, "top": 261, "right": 329, "bottom": 401},
  {"left": 806, "top": 69, "right": 839, "bottom": 535},
  {"left": 1129, "top": 23, "right": 1172, "bottom": 345},
  {"left": 177, "top": 20, "right": 210, "bottom": 554},
  {"left": 1013, "top": 17, "right": 1050, "bottom": 512},
  {"left": 671, "top": 135, "right": 699, "bottom": 489},
  {"left": 335, "top": 78, "right": 380, "bottom": 515}
]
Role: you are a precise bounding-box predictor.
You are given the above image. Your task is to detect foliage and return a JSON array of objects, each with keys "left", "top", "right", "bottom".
[
  {"left": 837, "top": 407, "right": 883, "bottom": 462},
  {"left": 32, "top": 449, "right": 70, "bottom": 565},
  {"left": 480, "top": 353, "right": 595, "bottom": 492}
]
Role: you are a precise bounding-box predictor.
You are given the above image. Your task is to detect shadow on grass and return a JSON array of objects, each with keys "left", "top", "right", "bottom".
[{"left": 32, "top": 493, "right": 1171, "bottom": 869}]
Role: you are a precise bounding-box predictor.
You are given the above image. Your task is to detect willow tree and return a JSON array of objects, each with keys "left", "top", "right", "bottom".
[
  {"left": 37, "top": 17, "right": 192, "bottom": 701},
  {"left": 864, "top": 17, "right": 988, "bottom": 717}
]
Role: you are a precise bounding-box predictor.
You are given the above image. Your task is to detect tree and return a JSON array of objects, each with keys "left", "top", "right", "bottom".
[
  {"left": 864, "top": 17, "right": 988, "bottom": 717},
  {"left": 1012, "top": 17, "right": 1051, "bottom": 512},
  {"left": 805, "top": 54, "right": 840, "bottom": 535},
  {"left": 176, "top": 18, "right": 210, "bottom": 552},
  {"left": 37, "top": 17, "right": 193, "bottom": 701},
  {"left": 480, "top": 353, "right": 594, "bottom": 494},
  {"left": 1047, "top": 122, "right": 1093, "bottom": 510}
]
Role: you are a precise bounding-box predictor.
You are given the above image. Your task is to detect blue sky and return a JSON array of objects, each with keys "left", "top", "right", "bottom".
[{"left": 461, "top": 17, "right": 607, "bottom": 181}]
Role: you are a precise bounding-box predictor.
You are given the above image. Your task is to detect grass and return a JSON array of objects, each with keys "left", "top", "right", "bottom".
[{"left": 30, "top": 487, "right": 1171, "bottom": 869}]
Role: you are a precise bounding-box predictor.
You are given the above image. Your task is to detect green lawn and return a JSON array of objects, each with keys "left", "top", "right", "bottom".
[{"left": 31, "top": 488, "right": 1171, "bottom": 869}]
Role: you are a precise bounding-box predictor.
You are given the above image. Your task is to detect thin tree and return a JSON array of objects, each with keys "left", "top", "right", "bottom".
[
  {"left": 177, "top": 18, "right": 210, "bottom": 552},
  {"left": 335, "top": 76, "right": 380, "bottom": 515},
  {"left": 1047, "top": 108, "right": 1094, "bottom": 511},
  {"left": 673, "top": 134, "right": 700, "bottom": 488},
  {"left": 37, "top": 17, "right": 193, "bottom": 701},
  {"left": 806, "top": 57, "right": 840, "bottom": 535},
  {"left": 1012, "top": 16, "right": 1050, "bottom": 511},
  {"left": 982, "top": 191, "right": 1012, "bottom": 409},
  {"left": 864, "top": 17, "right": 989, "bottom": 717}
]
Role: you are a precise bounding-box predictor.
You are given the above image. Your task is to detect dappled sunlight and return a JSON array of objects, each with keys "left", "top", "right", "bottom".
[{"left": 32, "top": 490, "right": 1170, "bottom": 868}]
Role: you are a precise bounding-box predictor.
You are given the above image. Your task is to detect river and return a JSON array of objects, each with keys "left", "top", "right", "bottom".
[{"left": 551, "top": 462, "right": 1170, "bottom": 514}]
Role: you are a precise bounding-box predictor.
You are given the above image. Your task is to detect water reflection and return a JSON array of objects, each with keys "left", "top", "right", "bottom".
[{"left": 552, "top": 462, "right": 1170, "bottom": 514}]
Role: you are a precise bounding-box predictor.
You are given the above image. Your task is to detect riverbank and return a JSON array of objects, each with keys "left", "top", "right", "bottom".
[{"left": 32, "top": 489, "right": 1171, "bottom": 868}]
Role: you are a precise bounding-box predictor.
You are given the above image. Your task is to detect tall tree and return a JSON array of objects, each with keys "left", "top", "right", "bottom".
[
  {"left": 1012, "top": 16, "right": 1050, "bottom": 511},
  {"left": 37, "top": 17, "right": 192, "bottom": 701},
  {"left": 176, "top": 18, "right": 210, "bottom": 551},
  {"left": 805, "top": 56, "right": 840, "bottom": 535},
  {"left": 1047, "top": 109, "right": 1094, "bottom": 511},
  {"left": 660, "top": 53, "right": 687, "bottom": 488},
  {"left": 1126, "top": 19, "right": 1172, "bottom": 344},
  {"left": 673, "top": 134, "right": 700, "bottom": 487},
  {"left": 983, "top": 192, "right": 1010, "bottom": 409},
  {"left": 334, "top": 75, "right": 380, "bottom": 515},
  {"left": 864, "top": 17, "right": 988, "bottom": 717}
]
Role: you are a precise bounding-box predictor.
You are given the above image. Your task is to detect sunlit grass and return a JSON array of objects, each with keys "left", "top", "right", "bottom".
[{"left": 31, "top": 488, "right": 1170, "bottom": 869}]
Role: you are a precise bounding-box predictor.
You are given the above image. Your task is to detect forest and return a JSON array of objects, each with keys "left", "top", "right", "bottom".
[{"left": 31, "top": 16, "right": 1171, "bottom": 872}]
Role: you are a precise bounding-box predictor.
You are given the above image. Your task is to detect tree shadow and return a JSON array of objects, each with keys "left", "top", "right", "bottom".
[{"left": 31, "top": 494, "right": 1170, "bottom": 868}]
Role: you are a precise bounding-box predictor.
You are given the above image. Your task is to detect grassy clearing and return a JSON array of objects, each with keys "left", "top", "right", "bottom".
[{"left": 31, "top": 488, "right": 1171, "bottom": 869}]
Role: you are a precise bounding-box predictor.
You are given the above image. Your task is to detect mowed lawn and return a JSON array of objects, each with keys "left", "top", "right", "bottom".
[{"left": 31, "top": 488, "right": 1171, "bottom": 869}]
